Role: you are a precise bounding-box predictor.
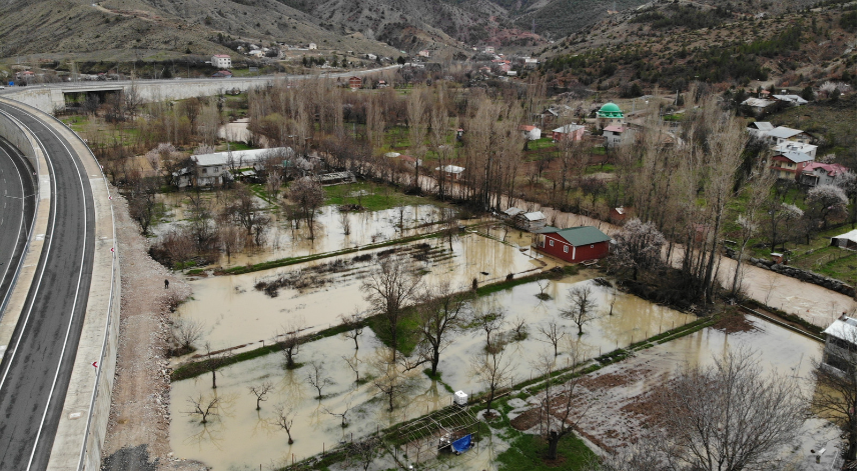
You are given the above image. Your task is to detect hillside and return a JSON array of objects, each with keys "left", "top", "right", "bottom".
[{"left": 535, "top": 0, "right": 857, "bottom": 97}]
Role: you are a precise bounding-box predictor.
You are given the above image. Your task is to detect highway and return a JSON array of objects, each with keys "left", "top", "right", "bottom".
[
  {"left": 0, "top": 136, "right": 36, "bottom": 315},
  {"left": 0, "top": 103, "right": 95, "bottom": 471}
]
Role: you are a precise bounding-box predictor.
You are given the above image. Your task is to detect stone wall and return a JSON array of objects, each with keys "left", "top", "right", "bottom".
[{"left": 728, "top": 247, "right": 857, "bottom": 297}]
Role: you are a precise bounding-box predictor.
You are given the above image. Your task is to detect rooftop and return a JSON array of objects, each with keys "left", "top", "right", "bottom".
[
  {"left": 773, "top": 151, "right": 814, "bottom": 164},
  {"left": 552, "top": 124, "right": 585, "bottom": 133},
  {"left": 824, "top": 316, "right": 857, "bottom": 341},
  {"left": 192, "top": 147, "right": 293, "bottom": 167},
  {"left": 542, "top": 226, "right": 612, "bottom": 246},
  {"left": 767, "top": 126, "right": 805, "bottom": 139}
]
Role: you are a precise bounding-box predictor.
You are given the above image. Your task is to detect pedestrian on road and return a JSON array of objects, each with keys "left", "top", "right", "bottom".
[{"left": 164, "top": 279, "right": 169, "bottom": 289}]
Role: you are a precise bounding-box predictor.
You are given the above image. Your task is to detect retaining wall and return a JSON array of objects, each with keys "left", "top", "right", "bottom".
[{"left": 0, "top": 108, "right": 38, "bottom": 170}]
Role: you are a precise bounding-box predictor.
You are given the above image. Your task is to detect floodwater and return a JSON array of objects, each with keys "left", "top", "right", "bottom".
[
  {"left": 562, "top": 314, "right": 830, "bottom": 467},
  {"left": 170, "top": 276, "right": 695, "bottom": 469},
  {"left": 175, "top": 232, "right": 554, "bottom": 351},
  {"left": 218, "top": 119, "right": 253, "bottom": 143}
]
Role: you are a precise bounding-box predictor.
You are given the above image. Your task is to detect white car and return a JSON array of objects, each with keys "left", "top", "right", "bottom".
[{"left": 0, "top": 86, "right": 5, "bottom": 90}]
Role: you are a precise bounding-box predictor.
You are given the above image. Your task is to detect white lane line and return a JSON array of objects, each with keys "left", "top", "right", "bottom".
[
  {"left": 0, "top": 142, "right": 26, "bottom": 295},
  {"left": 15, "top": 112, "right": 90, "bottom": 471}
]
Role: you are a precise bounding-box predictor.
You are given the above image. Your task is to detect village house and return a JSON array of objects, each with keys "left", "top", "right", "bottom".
[
  {"left": 552, "top": 124, "right": 585, "bottom": 142},
  {"left": 436, "top": 164, "right": 465, "bottom": 180},
  {"left": 746, "top": 121, "right": 775, "bottom": 138},
  {"left": 514, "top": 211, "right": 548, "bottom": 231},
  {"left": 603, "top": 125, "right": 630, "bottom": 147},
  {"left": 595, "top": 102, "right": 624, "bottom": 128},
  {"left": 535, "top": 226, "right": 611, "bottom": 263},
  {"left": 740, "top": 97, "right": 778, "bottom": 114},
  {"left": 609, "top": 207, "right": 629, "bottom": 224},
  {"left": 519, "top": 125, "right": 542, "bottom": 141},
  {"left": 769, "top": 151, "right": 814, "bottom": 180},
  {"left": 821, "top": 314, "right": 857, "bottom": 374},
  {"left": 773, "top": 140, "right": 817, "bottom": 159},
  {"left": 772, "top": 94, "right": 809, "bottom": 106},
  {"left": 766, "top": 126, "right": 813, "bottom": 146},
  {"left": 211, "top": 54, "right": 232, "bottom": 69},
  {"left": 308, "top": 43, "right": 317, "bottom": 50},
  {"left": 536, "top": 105, "right": 574, "bottom": 127},
  {"left": 173, "top": 148, "right": 293, "bottom": 187},
  {"left": 348, "top": 76, "right": 362, "bottom": 90},
  {"left": 832, "top": 230, "right": 857, "bottom": 250},
  {"left": 800, "top": 162, "right": 851, "bottom": 187},
  {"left": 502, "top": 207, "right": 525, "bottom": 219},
  {"left": 418, "top": 50, "right": 431, "bottom": 58},
  {"left": 396, "top": 154, "right": 422, "bottom": 168}
]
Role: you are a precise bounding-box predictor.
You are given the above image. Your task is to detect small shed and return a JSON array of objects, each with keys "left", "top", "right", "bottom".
[
  {"left": 514, "top": 211, "right": 547, "bottom": 231},
  {"left": 832, "top": 229, "right": 857, "bottom": 250},
  {"left": 518, "top": 125, "right": 541, "bottom": 141},
  {"left": 535, "top": 226, "right": 611, "bottom": 263},
  {"left": 609, "top": 207, "right": 628, "bottom": 224},
  {"left": 502, "top": 207, "right": 525, "bottom": 219},
  {"left": 436, "top": 165, "right": 465, "bottom": 180}
]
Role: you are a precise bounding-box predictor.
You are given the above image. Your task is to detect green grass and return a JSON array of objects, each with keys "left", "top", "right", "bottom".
[
  {"left": 219, "top": 141, "right": 253, "bottom": 151},
  {"left": 527, "top": 137, "right": 556, "bottom": 151},
  {"left": 496, "top": 431, "right": 597, "bottom": 470},
  {"left": 323, "top": 181, "right": 447, "bottom": 212}
]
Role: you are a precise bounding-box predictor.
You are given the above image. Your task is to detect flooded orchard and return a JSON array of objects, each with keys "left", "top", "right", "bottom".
[
  {"left": 174, "top": 231, "right": 556, "bottom": 350},
  {"left": 169, "top": 276, "right": 696, "bottom": 469}
]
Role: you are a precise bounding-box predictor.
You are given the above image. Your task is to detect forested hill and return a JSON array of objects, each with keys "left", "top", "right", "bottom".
[{"left": 536, "top": 1, "right": 857, "bottom": 97}]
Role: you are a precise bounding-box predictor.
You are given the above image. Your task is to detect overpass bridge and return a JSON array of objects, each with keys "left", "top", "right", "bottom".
[{"left": 0, "top": 65, "right": 401, "bottom": 114}]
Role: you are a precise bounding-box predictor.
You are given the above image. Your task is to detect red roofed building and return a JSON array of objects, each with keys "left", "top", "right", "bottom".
[
  {"left": 603, "top": 125, "right": 628, "bottom": 147},
  {"left": 348, "top": 76, "right": 362, "bottom": 90},
  {"left": 800, "top": 162, "right": 851, "bottom": 187},
  {"left": 535, "top": 226, "right": 611, "bottom": 263},
  {"left": 518, "top": 125, "right": 541, "bottom": 140},
  {"left": 770, "top": 151, "right": 814, "bottom": 180}
]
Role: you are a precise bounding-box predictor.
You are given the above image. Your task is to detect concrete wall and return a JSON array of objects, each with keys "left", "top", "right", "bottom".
[{"left": 0, "top": 107, "right": 38, "bottom": 170}]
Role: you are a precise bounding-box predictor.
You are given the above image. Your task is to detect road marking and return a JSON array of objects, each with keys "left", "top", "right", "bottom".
[{"left": 18, "top": 113, "right": 90, "bottom": 471}]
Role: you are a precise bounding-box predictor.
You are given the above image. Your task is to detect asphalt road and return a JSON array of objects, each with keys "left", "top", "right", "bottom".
[
  {"left": 0, "top": 136, "right": 36, "bottom": 316},
  {"left": 0, "top": 103, "right": 94, "bottom": 471}
]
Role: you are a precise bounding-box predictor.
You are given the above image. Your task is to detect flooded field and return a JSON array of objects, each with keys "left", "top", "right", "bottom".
[
  {"left": 170, "top": 276, "right": 695, "bottom": 469},
  {"left": 175, "top": 232, "right": 555, "bottom": 351}
]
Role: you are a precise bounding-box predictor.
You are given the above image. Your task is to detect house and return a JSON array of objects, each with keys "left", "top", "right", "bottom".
[
  {"left": 821, "top": 315, "right": 857, "bottom": 374},
  {"left": 483, "top": 46, "right": 495, "bottom": 54},
  {"left": 502, "top": 207, "right": 525, "bottom": 219},
  {"left": 552, "top": 124, "right": 585, "bottom": 142},
  {"left": 519, "top": 125, "right": 542, "bottom": 141},
  {"left": 308, "top": 43, "right": 317, "bottom": 50},
  {"left": 596, "top": 102, "right": 624, "bottom": 128},
  {"left": 740, "top": 98, "right": 778, "bottom": 114},
  {"left": 603, "top": 125, "right": 629, "bottom": 147},
  {"left": 348, "top": 76, "right": 362, "bottom": 90},
  {"left": 769, "top": 151, "right": 814, "bottom": 180},
  {"left": 418, "top": 50, "right": 431, "bottom": 58},
  {"left": 397, "top": 154, "right": 422, "bottom": 167},
  {"left": 436, "top": 165, "right": 465, "bottom": 180},
  {"left": 773, "top": 141, "right": 817, "bottom": 159},
  {"left": 609, "top": 207, "right": 629, "bottom": 224},
  {"left": 800, "top": 162, "right": 850, "bottom": 187},
  {"left": 746, "top": 121, "right": 775, "bottom": 138},
  {"left": 211, "top": 54, "right": 232, "bottom": 69},
  {"left": 211, "top": 70, "right": 233, "bottom": 78},
  {"left": 248, "top": 50, "right": 264, "bottom": 58},
  {"left": 535, "top": 226, "right": 611, "bottom": 263},
  {"left": 766, "top": 127, "right": 813, "bottom": 146},
  {"left": 377, "top": 79, "right": 388, "bottom": 88},
  {"left": 365, "top": 53, "right": 378, "bottom": 60},
  {"left": 832, "top": 230, "right": 857, "bottom": 250},
  {"left": 772, "top": 94, "right": 809, "bottom": 106},
  {"left": 537, "top": 105, "right": 574, "bottom": 127},
  {"left": 514, "top": 211, "right": 548, "bottom": 232},
  {"left": 176, "top": 147, "right": 293, "bottom": 187}
]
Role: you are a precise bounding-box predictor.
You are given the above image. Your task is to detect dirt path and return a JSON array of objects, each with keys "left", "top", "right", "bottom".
[{"left": 101, "top": 190, "right": 202, "bottom": 471}]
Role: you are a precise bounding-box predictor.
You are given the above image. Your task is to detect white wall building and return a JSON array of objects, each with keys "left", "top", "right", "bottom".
[{"left": 211, "top": 54, "right": 232, "bottom": 69}]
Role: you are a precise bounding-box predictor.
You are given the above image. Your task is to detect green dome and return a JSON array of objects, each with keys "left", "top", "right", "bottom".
[{"left": 597, "top": 102, "right": 624, "bottom": 118}]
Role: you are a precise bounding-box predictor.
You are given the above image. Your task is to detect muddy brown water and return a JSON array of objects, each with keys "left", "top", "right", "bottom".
[{"left": 170, "top": 276, "right": 694, "bottom": 469}]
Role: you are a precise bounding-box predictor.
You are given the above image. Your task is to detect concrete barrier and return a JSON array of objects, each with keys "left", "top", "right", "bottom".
[{"left": 0, "top": 107, "right": 39, "bottom": 170}]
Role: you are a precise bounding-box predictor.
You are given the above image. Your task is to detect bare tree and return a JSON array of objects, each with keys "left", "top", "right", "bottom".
[
  {"left": 226, "top": 186, "right": 270, "bottom": 246},
  {"left": 202, "top": 342, "right": 231, "bottom": 389},
  {"left": 416, "top": 281, "right": 470, "bottom": 376},
  {"left": 730, "top": 165, "right": 775, "bottom": 295},
  {"left": 305, "top": 360, "right": 334, "bottom": 399},
  {"left": 339, "top": 309, "right": 365, "bottom": 350},
  {"left": 345, "top": 436, "right": 381, "bottom": 471},
  {"left": 339, "top": 209, "right": 352, "bottom": 235},
  {"left": 123, "top": 82, "right": 144, "bottom": 119},
  {"left": 280, "top": 320, "right": 304, "bottom": 370},
  {"left": 561, "top": 286, "right": 598, "bottom": 335},
  {"left": 471, "top": 349, "right": 514, "bottom": 413},
  {"left": 342, "top": 354, "right": 362, "bottom": 383},
  {"left": 373, "top": 367, "right": 404, "bottom": 412},
  {"left": 361, "top": 254, "right": 423, "bottom": 361},
  {"left": 186, "top": 394, "right": 220, "bottom": 424},
  {"left": 126, "top": 172, "right": 159, "bottom": 235},
  {"left": 287, "top": 176, "right": 326, "bottom": 239},
  {"left": 764, "top": 201, "right": 802, "bottom": 251},
  {"left": 536, "top": 349, "right": 590, "bottom": 461},
  {"left": 215, "top": 219, "right": 244, "bottom": 264},
  {"left": 470, "top": 308, "right": 506, "bottom": 352},
  {"left": 656, "top": 349, "right": 807, "bottom": 470},
  {"left": 323, "top": 399, "right": 353, "bottom": 428},
  {"left": 248, "top": 381, "right": 274, "bottom": 410},
  {"left": 536, "top": 319, "right": 567, "bottom": 357},
  {"left": 535, "top": 279, "right": 551, "bottom": 300},
  {"left": 807, "top": 184, "right": 848, "bottom": 230},
  {"left": 170, "top": 318, "right": 204, "bottom": 354},
  {"left": 272, "top": 401, "right": 298, "bottom": 444},
  {"left": 510, "top": 315, "right": 529, "bottom": 341}
]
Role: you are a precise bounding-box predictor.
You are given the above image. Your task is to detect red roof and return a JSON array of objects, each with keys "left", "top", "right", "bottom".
[
  {"left": 213, "top": 54, "right": 230, "bottom": 58},
  {"left": 519, "top": 125, "right": 536, "bottom": 131},
  {"left": 603, "top": 125, "right": 625, "bottom": 133},
  {"left": 803, "top": 162, "right": 850, "bottom": 177},
  {"left": 398, "top": 155, "right": 417, "bottom": 162}
]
